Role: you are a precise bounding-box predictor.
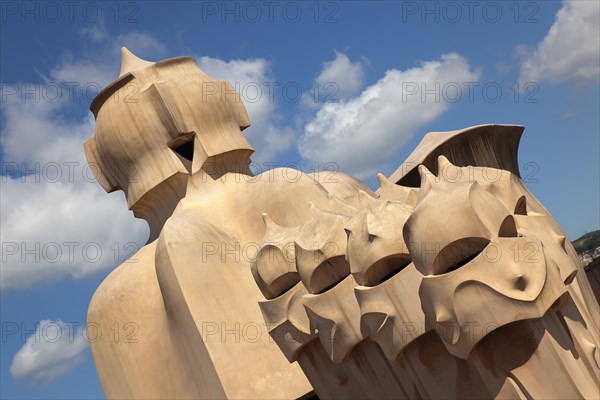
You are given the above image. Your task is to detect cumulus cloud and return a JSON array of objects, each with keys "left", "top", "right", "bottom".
[
  {"left": 0, "top": 91, "right": 148, "bottom": 291},
  {"left": 299, "top": 53, "right": 480, "bottom": 178},
  {"left": 316, "top": 51, "right": 365, "bottom": 100},
  {"left": 301, "top": 51, "right": 366, "bottom": 111},
  {"left": 198, "top": 56, "right": 295, "bottom": 162},
  {"left": 519, "top": 1, "right": 600, "bottom": 88},
  {"left": 79, "top": 23, "right": 110, "bottom": 42},
  {"left": 10, "top": 320, "right": 89, "bottom": 385},
  {"left": 0, "top": 31, "right": 169, "bottom": 291}
]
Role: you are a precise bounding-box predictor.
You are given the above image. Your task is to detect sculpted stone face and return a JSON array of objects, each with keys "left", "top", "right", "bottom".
[
  {"left": 84, "top": 49, "right": 253, "bottom": 214},
  {"left": 404, "top": 164, "right": 518, "bottom": 277},
  {"left": 295, "top": 203, "right": 351, "bottom": 294},
  {"left": 345, "top": 195, "right": 413, "bottom": 287},
  {"left": 403, "top": 158, "right": 568, "bottom": 358}
]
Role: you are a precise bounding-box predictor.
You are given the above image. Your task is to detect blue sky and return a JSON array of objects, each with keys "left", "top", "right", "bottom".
[{"left": 0, "top": 1, "right": 598, "bottom": 398}]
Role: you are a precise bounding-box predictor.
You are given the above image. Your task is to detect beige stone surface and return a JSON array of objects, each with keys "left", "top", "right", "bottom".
[
  {"left": 86, "top": 48, "right": 322, "bottom": 399},
  {"left": 253, "top": 140, "right": 600, "bottom": 398},
  {"left": 86, "top": 49, "right": 600, "bottom": 399}
]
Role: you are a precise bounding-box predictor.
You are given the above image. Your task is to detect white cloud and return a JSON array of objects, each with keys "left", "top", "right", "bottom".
[
  {"left": 10, "top": 320, "right": 89, "bottom": 385},
  {"left": 519, "top": 1, "right": 600, "bottom": 88},
  {"left": 0, "top": 176, "right": 148, "bottom": 291},
  {"left": 79, "top": 22, "right": 110, "bottom": 42},
  {"left": 299, "top": 53, "right": 480, "bottom": 178},
  {"left": 49, "top": 57, "right": 115, "bottom": 90},
  {"left": 0, "top": 92, "right": 148, "bottom": 291},
  {"left": 198, "top": 56, "right": 294, "bottom": 162},
  {"left": 316, "top": 51, "right": 365, "bottom": 99},
  {"left": 0, "top": 32, "right": 163, "bottom": 291},
  {"left": 0, "top": 95, "right": 86, "bottom": 165}
]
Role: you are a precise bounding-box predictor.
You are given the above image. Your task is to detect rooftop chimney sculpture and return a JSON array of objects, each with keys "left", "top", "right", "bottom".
[{"left": 85, "top": 49, "right": 600, "bottom": 399}]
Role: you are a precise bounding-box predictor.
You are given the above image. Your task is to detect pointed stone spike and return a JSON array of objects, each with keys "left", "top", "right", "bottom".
[
  {"left": 376, "top": 172, "right": 394, "bottom": 198},
  {"left": 437, "top": 155, "right": 460, "bottom": 182},
  {"left": 119, "top": 47, "right": 154, "bottom": 77},
  {"left": 437, "top": 155, "right": 454, "bottom": 171},
  {"left": 435, "top": 307, "right": 452, "bottom": 325},
  {"left": 416, "top": 165, "right": 435, "bottom": 203},
  {"left": 262, "top": 212, "right": 274, "bottom": 229},
  {"left": 376, "top": 172, "right": 391, "bottom": 189}
]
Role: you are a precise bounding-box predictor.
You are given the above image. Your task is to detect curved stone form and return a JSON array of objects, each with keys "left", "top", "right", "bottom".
[
  {"left": 86, "top": 49, "right": 333, "bottom": 400},
  {"left": 404, "top": 165, "right": 517, "bottom": 277},
  {"left": 421, "top": 156, "right": 599, "bottom": 382},
  {"left": 251, "top": 213, "right": 301, "bottom": 299},
  {"left": 345, "top": 198, "right": 413, "bottom": 286},
  {"left": 394, "top": 129, "right": 599, "bottom": 338},
  {"left": 376, "top": 173, "right": 418, "bottom": 206},
  {"left": 354, "top": 264, "right": 427, "bottom": 360},
  {"left": 388, "top": 124, "right": 524, "bottom": 187},
  {"left": 351, "top": 178, "right": 493, "bottom": 400},
  {"left": 404, "top": 156, "right": 598, "bottom": 399},
  {"left": 295, "top": 204, "right": 351, "bottom": 294},
  {"left": 258, "top": 281, "right": 315, "bottom": 362},
  {"left": 86, "top": 49, "right": 599, "bottom": 400},
  {"left": 86, "top": 49, "right": 253, "bottom": 242}
]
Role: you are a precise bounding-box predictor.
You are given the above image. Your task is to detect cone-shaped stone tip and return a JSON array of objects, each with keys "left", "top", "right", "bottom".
[
  {"left": 437, "top": 155, "right": 453, "bottom": 170},
  {"left": 261, "top": 212, "right": 270, "bottom": 224},
  {"left": 119, "top": 47, "right": 154, "bottom": 78},
  {"left": 417, "top": 164, "right": 434, "bottom": 181},
  {"left": 262, "top": 212, "right": 280, "bottom": 230},
  {"left": 376, "top": 172, "right": 390, "bottom": 186}
]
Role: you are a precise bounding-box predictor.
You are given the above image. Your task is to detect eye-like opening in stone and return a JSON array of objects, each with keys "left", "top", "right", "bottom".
[
  {"left": 311, "top": 256, "right": 350, "bottom": 294},
  {"left": 432, "top": 237, "right": 490, "bottom": 275},
  {"left": 499, "top": 215, "right": 518, "bottom": 237},
  {"left": 168, "top": 132, "right": 195, "bottom": 172},
  {"left": 363, "top": 254, "right": 412, "bottom": 286},
  {"left": 173, "top": 140, "right": 194, "bottom": 161},
  {"left": 514, "top": 196, "right": 527, "bottom": 215}
]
